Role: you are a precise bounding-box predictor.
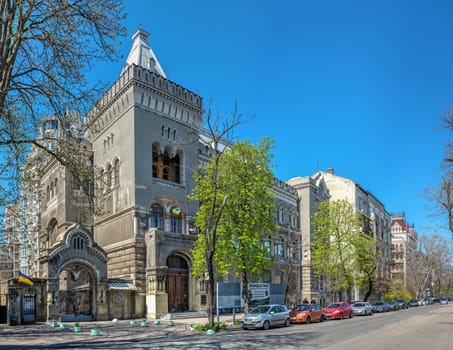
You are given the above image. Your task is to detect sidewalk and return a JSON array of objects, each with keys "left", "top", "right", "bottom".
[{"left": 0, "top": 314, "right": 244, "bottom": 349}]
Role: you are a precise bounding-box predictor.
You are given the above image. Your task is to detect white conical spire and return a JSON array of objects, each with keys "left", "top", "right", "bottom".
[{"left": 121, "top": 28, "right": 167, "bottom": 78}]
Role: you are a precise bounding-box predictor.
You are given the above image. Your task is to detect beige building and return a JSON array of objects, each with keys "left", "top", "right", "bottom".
[
  {"left": 289, "top": 169, "right": 392, "bottom": 302},
  {"left": 390, "top": 213, "right": 418, "bottom": 287},
  {"left": 287, "top": 172, "right": 330, "bottom": 305}
]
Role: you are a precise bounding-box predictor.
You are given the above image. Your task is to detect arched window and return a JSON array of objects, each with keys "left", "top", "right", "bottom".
[
  {"left": 170, "top": 207, "right": 182, "bottom": 233},
  {"left": 152, "top": 144, "right": 181, "bottom": 184},
  {"left": 150, "top": 204, "right": 164, "bottom": 229},
  {"left": 278, "top": 206, "right": 284, "bottom": 224},
  {"left": 276, "top": 239, "right": 285, "bottom": 260},
  {"left": 47, "top": 186, "right": 50, "bottom": 201},
  {"left": 106, "top": 164, "right": 112, "bottom": 188},
  {"left": 114, "top": 159, "right": 120, "bottom": 186},
  {"left": 48, "top": 220, "right": 58, "bottom": 244},
  {"left": 152, "top": 143, "right": 160, "bottom": 178},
  {"left": 50, "top": 182, "right": 54, "bottom": 199},
  {"left": 99, "top": 169, "right": 105, "bottom": 192},
  {"left": 73, "top": 236, "right": 84, "bottom": 250}
]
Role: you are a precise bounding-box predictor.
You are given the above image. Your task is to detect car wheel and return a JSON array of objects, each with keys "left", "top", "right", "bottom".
[
  {"left": 284, "top": 318, "right": 291, "bottom": 327},
  {"left": 339, "top": 313, "right": 343, "bottom": 320},
  {"left": 349, "top": 312, "right": 353, "bottom": 318},
  {"left": 242, "top": 327, "right": 248, "bottom": 330},
  {"left": 262, "top": 321, "right": 270, "bottom": 330},
  {"left": 320, "top": 315, "right": 325, "bottom": 322},
  {"left": 305, "top": 316, "right": 311, "bottom": 324}
]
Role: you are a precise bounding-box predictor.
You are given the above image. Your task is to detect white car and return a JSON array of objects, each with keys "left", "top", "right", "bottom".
[
  {"left": 352, "top": 301, "right": 373, "bottom": 316},
  {"left": 241, "top": 304, "right": 291, "bottom": 330}
]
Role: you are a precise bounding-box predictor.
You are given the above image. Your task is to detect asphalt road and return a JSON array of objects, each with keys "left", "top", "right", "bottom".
[{"left": 1, "top": 304, "right": 452, "bottom": 349}]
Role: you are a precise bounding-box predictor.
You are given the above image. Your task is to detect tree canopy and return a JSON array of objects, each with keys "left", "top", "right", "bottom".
[
  {"left": 311, "top": 199, "right": 375, "bottom": 301},
  {"left": 190, "top": 134, "right": 276, "bottom": 322},
  {"left": 0, "top": 0, "right": 126, "bottom": 212}
]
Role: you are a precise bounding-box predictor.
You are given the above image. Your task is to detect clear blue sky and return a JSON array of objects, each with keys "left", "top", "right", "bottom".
[{"left": 94, "top": 0, "right": 453, "bottom": 237}]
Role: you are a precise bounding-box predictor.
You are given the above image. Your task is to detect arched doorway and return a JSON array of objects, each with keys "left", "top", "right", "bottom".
[
  {"left": 59, "top": 263, "right": 94, "bottom": 321},
  {"left": 167, "top": 254, "right": 189, "bottom": 312}
]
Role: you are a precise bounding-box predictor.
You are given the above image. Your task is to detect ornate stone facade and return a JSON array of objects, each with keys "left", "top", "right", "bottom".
[{"left": 1, "top": 28, "right": 302, "bottom": 322}]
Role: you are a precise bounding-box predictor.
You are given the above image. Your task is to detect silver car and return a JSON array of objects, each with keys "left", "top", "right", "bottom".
[
  {"left": 241, "top": 304, "right": 291, "bottom": 330},
  {"left": 352, "top": 301, "right": 373, "bottom": 316}
]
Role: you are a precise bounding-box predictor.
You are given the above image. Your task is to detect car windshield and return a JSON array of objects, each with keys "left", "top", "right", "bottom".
[
  {"left": 354, "top": 303, "right": 365, "bottom": 307},
  {"left": 294, "top": 305, "right": 310, "bottom": 311},
  {"left": 249, "top": 306, "right": 270, "bottom": 314},
  {"left": 326, "top": 303, "right": 341, "bottom": 308}
]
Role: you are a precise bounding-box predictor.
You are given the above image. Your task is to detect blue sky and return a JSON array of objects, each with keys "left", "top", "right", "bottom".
[{"left": 94, "top": 0, "right": 453, "bottom": 237}]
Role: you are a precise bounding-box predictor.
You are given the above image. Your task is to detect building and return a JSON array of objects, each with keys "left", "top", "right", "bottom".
[
  {"left": 390, "top": 213, "right": 418, "bottom": 287},
  {"left": 1, "top": 28, "right": 301, "bottom": 322},
  {"left": 287, "top": 172, "right": 330, "bottom": 305},
  {"left": 293, "top": 169, "right": 392, "bottom": 302}
]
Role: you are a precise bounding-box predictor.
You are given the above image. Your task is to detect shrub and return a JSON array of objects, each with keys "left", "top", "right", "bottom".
[{"left": 194, "top": 322, "right": 227, "bottom": 332}]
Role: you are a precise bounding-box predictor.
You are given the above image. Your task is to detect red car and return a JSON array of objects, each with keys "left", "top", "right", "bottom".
[{"left": 324, "top": 302, "right": 353, "bottom": 320}]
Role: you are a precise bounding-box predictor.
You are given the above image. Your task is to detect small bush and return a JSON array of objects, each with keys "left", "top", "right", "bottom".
[{"left": 194, "top": 322, "right": 228, "bottom": 332}]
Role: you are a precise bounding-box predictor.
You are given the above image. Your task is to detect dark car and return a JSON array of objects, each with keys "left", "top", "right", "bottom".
[
  {"left": 409, "top": 299, "right": 420, "bottom": 307},
  {"left": 395, "top": 299, "right": 409, "bottom": 309},
  {"left": 388, "top": 301, "right": 400, "bottom": 311}
]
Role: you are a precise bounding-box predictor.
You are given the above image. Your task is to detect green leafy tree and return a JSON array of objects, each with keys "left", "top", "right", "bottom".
[
  {"left": 0, "top": 0, "right": 126, "bottom": 216},
  {"left": 188, "top": 106, "right": 242, "bottom": 326},
  {"left": 216, "top": 137, "right": 276, "bottom": 313},
  {"left": 189, "top": 106, "right": 276, "bottom": 324},
  {"left": 311, "top": 199, "right": 371, "bottom": 301}
]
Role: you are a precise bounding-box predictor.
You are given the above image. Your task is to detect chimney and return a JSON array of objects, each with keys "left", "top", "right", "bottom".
[{"left": 326, "top": 168, "right": 334, "bottom": 175}]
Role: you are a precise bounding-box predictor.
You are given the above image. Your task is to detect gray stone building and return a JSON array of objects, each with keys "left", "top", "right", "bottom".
[{"left": 1, "top": 28, "right": 302, "bottom": 322}]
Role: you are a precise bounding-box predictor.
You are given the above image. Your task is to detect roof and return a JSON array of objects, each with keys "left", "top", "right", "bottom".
[
  {"left": 107, "top": 280, "right": 137, "bottom": 291},
  {"left": 121, "top": 28, "right": 166, "bottom": 78}
]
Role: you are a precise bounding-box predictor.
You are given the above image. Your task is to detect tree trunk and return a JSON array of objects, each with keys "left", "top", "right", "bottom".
[
  {"left": 206, "top": 251, "right": 215, "bottom": 326},
  {"left": 241, "top": 272, "right": 250, "bottom": 314}
]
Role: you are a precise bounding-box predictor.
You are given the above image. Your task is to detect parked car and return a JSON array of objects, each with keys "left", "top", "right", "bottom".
[
  {"left": 388, "top": 301, "right": 400, "bottom": 311},
  {"left": 352, "top": 301, "right": 373, "bottom": 316},
  {"left": 324, "top": 302, "right": 353, "bottom": 320},
  {"left": 409, "top": 299, "right": 420, "bottom": 307},
  {"left": 432, "top": 298, "right": 441, "bottom": 304},
  {"left": 372, "top": 301, "right": 390, "bottom": 313},
  {"left": 395, "top": 299, "right": 409, "bottom": 309},
  {"left": 440, "top": 297, "right": 449, "bottom": 305},
  {"left": 289, "top": 303, "right": 325, "bottom": 324},
  {"left": 241, "top": 304, "right": 291, "bottom": 330}
]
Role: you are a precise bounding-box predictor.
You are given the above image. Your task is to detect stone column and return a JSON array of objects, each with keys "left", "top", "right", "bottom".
[
  {"left": 46, "top": 278, "right": 59, "bottom": 321},
  {"left": 145, "top": 229, "right": 168, "bottom": 318}
]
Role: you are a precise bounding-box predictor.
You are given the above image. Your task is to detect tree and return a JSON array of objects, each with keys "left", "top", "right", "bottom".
[
  {"left": 215, "top": 137, "right": 276, "bottom": 314},
  {"left": 406, "top": 234, "right": 453, "bottom": 299},
  {"left": 0, "top": 0, "right": 126, "bottom": 215},
  {"left": 311, "top": 199, "right": 374, "bottom": 301},
  {"left": 188, "top": 105, "right": 242, "bottom": 326},
  {"left": 189, "top": 105, "right": 277, "bottom": 324},
  {"left": 427, "top": 108, "right": 453, "bottom": 237}
]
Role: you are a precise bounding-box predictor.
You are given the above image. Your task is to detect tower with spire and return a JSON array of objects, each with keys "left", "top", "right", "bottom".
[{"left": 84, "top": 28, "right": 203, "bottom": 319}]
